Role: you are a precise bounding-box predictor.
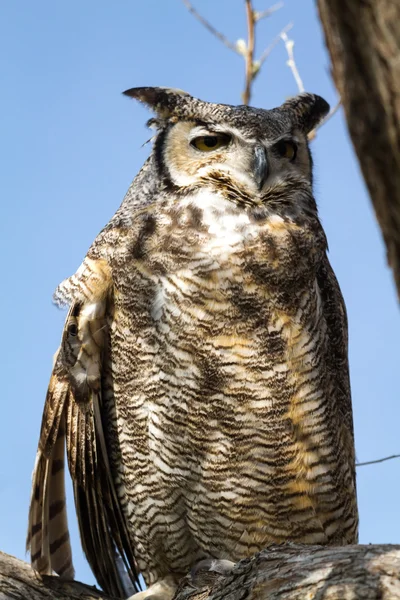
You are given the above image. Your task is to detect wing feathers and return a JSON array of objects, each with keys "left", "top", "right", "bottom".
[
  {"left": 47, "top": 413, "right": 74, "bottom": 578},
  {"left": 92, "top": 391, "right": 141, "bottom": 589},
  {"left": 27, "top": 373, "right": 74, "bottom": 579},
  {"left": 53, "top": 257, "right": 111, "bottom": 308},
  {"left": 38, "top": 365, "right": 70, "bottom": 455},
  {"left": 28, "top": 259, "right": 140, "bottom": 596},
  {"left": 68, "top": 387, "right": 140, "bottom": 596}
]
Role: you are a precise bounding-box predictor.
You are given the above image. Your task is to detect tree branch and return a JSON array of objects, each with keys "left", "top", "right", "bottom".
[
  {"left": 0, "top": 551, "right": 108, "bottom": 600},
  {"left": 242, "top": 0, "right": 256, "bottom": 105},
  {"left": 317, "top": 0, "right": 400, "bottom": 298},
  {"left": 180, "top": 0, "right": 240, "bottom": 54},
  {"left": 356, "top": 453, "right": 400, "bottom": 467},
  {"left": 254, "top": 2, "right": 284, "bottom": 22},
  {"left": 2, "top": 545, "right": 400, "bottom": 600},
  {"left": 257, "top": 21, "right": 293, "bottom": 70},
  {"left": 280, "top": 29, "right": 304, "bottom": 93},
  {"left": 181, "top": 0, "right": 291, "bottom": 106}
]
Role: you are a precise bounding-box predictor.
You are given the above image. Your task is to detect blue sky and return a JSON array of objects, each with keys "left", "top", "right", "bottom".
[{"left": 1, "top": 0, "right": 399, "bottom": 589}]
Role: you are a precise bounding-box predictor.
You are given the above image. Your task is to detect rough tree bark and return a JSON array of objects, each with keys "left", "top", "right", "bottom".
[
  {"left": 317, "top": 0, "right": 400, "bottom": 298},
  {"left": 1, "top": 545, "right": 400, "bottom": 600}
]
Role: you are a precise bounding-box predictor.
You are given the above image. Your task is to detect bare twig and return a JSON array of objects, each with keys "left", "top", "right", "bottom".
[
  {"left": 258, "top": 21, "right": 293, "bottom": 69},
  {"left": 242, "top": 0, "right": 256, "bottom": 105},
  {"left": 281, "top": 29, "right": 304, "bottom": 93},
  {"left": 180, "top": 0, "right": 240, "bottom": 54},
  {"left": 254, "top": 2, "right": 284, "bottom": 21},
  {"left": 181, "top": 0, "right": 290, "bottom": 105},
  {"left": 356, "top": 454, "right": 400, "bottom": 467}
]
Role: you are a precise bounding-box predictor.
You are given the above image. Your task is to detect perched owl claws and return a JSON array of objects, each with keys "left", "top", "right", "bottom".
[{"left": 190, "top": 558, "right": 235, "bottom": 580}]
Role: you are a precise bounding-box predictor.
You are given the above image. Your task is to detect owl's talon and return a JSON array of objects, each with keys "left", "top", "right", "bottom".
[{"left": 191, "top": 558, "right": 235, "bottom": 579}]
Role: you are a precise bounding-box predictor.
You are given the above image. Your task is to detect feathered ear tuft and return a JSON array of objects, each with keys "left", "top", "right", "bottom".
[
  {"left": 123, "top": 86, "right": 192, "bottom": 118},
  {"left": 280, "top": 93, "right": 330, "bottom": 134}
]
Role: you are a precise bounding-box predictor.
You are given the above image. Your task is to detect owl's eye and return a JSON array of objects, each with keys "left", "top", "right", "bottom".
[
  {"left": 275, "top": 140, "right": 297, "bottom": 161},
  {"left": 68, "top": 320, "right": 78, "bottom": 337},
  {"left": 191, "top": 133, "right": 231, "bottom": 152}
]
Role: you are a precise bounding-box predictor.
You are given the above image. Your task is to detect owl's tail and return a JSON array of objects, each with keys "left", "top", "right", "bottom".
[{"left": 26, "top": 374, "right": 74, "bottom": 579}]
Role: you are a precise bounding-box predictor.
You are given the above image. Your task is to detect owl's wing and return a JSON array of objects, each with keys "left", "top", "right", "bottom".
[
  {"left": 317, "top": 256, "right": 355, "bottom": 466},
  {"left": 27, "top": 257, "right": 140, "bottom": 597}
]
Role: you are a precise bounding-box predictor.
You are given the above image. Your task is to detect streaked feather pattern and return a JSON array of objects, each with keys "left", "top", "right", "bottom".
[
  {"left": 28, "top": 88, "right": 358, "bottom": 599},
  {"left": 27, "top": 363, "right": 73, "bottom": 578}
]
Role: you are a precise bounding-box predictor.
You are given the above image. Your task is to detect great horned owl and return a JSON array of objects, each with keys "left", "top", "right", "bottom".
[{"left": 27, "top": 88, "right": 358, "bottom": 599}]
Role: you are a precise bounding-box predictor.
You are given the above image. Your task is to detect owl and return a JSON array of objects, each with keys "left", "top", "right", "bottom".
[{"left": 27, "top": 87, "right": 358, "bottom": 600}]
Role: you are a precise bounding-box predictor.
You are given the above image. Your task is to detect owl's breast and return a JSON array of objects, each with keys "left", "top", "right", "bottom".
[
  {"left": 110, "top": 197, "right": 357, "bottom": 556},
  {"left": 112, "top": 258, "right": 356, "bottom": 552},
  {"left": 134, "top": 189, "right": 326, "bottom": 295}
]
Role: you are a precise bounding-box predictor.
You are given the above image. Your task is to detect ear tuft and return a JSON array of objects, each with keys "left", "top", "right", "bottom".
[
  {"left": 123, "top": 87, "right": 191, "bottom": 118},
  {"left": 281, "top": 93, "right": 330, "bottom": 134}
]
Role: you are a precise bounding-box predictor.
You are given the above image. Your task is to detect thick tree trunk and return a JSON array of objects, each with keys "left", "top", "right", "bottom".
[
  {"left": 1, "top": 545, "right": 400, "bottom": 600},
  {"left": 317, "top": 0, "right": 400, "bottom": 298}
]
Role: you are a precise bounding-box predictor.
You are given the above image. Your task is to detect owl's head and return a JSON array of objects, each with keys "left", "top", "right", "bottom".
[{"left": 124, "top": 87, "right": 329, "bottom": 211}]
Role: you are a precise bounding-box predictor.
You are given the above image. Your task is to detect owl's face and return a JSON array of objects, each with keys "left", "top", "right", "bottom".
[
  {"left": 124, "top": 87, "right": 329, "bottom": 212},
  {"left": 162, "top": 118, "right": 311, "bottom": 197}
]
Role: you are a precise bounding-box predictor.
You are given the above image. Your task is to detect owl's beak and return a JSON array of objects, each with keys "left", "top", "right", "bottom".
[{"left": 252, "top": 145, "right": 268, "bottom": 191}]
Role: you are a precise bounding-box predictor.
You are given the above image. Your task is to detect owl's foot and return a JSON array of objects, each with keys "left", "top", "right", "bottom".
[
  {"left": 191, "top": 558, "right": 235, "bottom": 579},
  {"left": 127, "top": 576, "right": 177, "bottom": 600}
]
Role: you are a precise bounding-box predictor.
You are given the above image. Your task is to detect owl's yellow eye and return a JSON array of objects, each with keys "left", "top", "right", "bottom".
[
  {"left": 191, "top": 133, "right": 231, "bottom": 152},
  {"left": 275, "top": 140, "right": 297, "bottom": 160}
]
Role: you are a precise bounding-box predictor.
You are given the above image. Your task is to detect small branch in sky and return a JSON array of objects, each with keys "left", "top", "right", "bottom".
[
  {"left": 257, "top": 21, "right": 293, "bottom": 71},
  {"left": 281, "top": 29, "right": 304, "bottom": 93},
  {"left": 254, "top": 2, "right": 284, "bottom": 21},
  {"left": 180, "top": 0, "right": 240, "bottom": 55},
  {"left": 181, "top": 0, "right": 289, "bottom": 105},
  {"left": 242, "top": 0, "right": 256, "bottom": 105},
  {"left": 356, "top": 454, "right": 400, "bottom": 467}
]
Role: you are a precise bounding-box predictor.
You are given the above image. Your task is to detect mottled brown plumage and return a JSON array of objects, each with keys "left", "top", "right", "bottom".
[{"left": 27, "top": 87, "right": 358, "bottom": 599}]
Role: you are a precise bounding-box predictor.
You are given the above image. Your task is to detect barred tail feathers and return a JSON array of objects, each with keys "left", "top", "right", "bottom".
[{"left": 27, "top": 383, "right": 74, "bottom": 579}]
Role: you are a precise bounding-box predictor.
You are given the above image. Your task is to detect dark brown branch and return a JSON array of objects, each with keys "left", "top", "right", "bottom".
[
  {"left": 0, "top": 551, "right": 108, "bottom": 600},
  {"left": 317, "top": 0, "right": 400, "bottom": 298},
  {"left": 2, "top": 545, "right": 400, "bottom": 600},
  {"left": 176, "top": 544, "right": 400, "bottom": 600}
]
